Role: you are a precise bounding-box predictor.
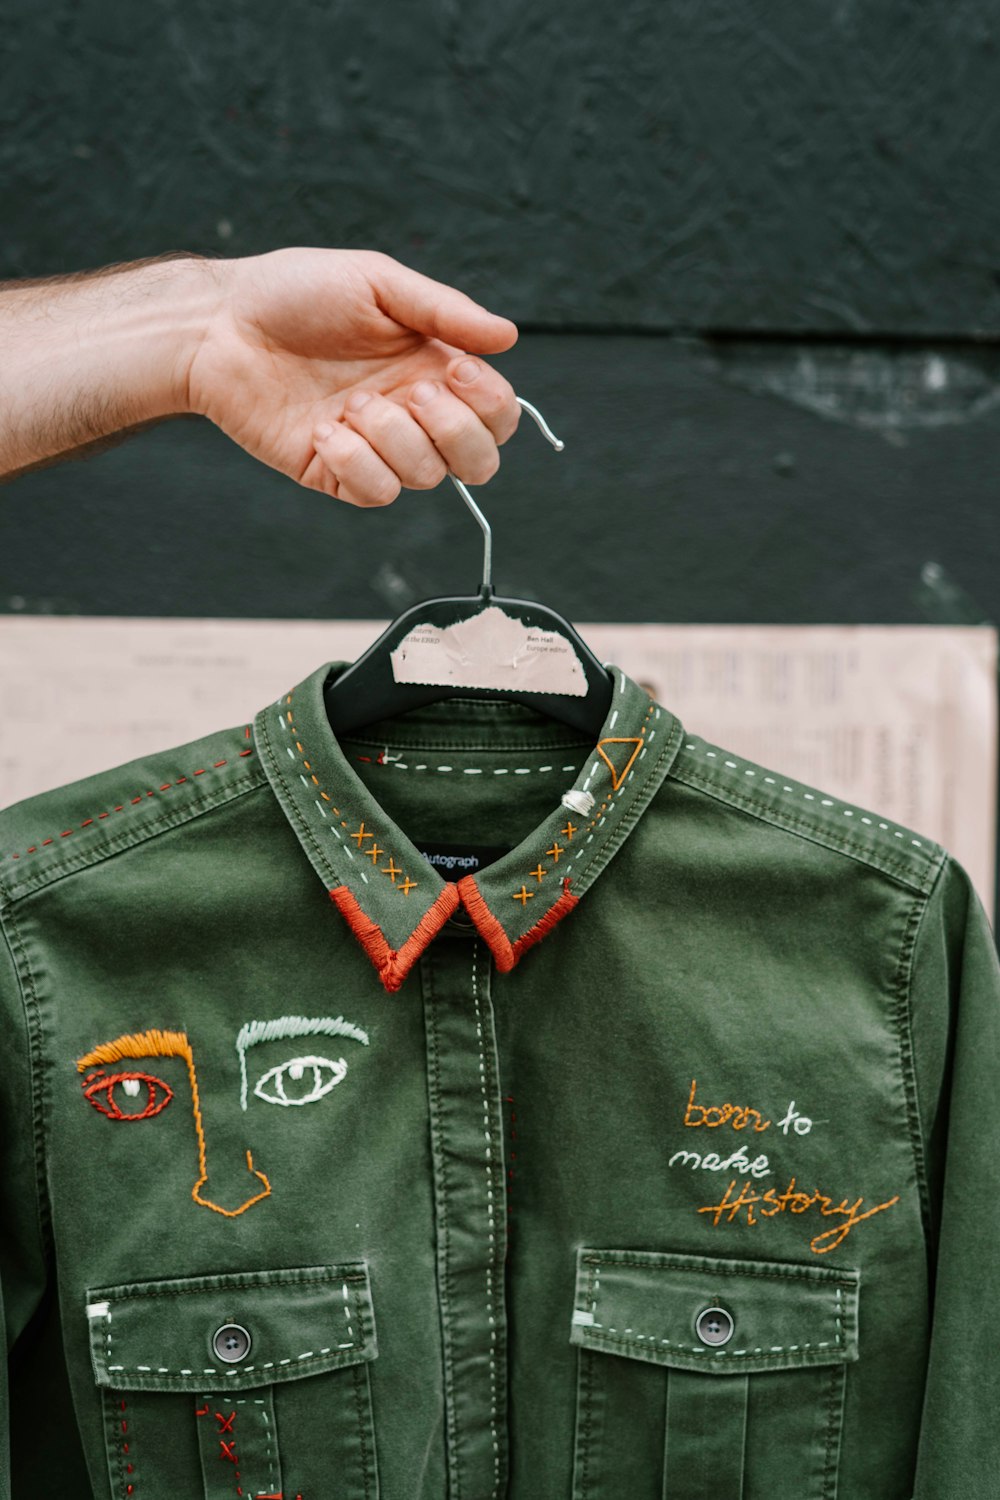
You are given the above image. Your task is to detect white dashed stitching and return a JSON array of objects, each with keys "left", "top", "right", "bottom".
[
  {"left": 360, "top": 759, "right": 584, "bottom": 777},
  {"left": 472, "top": 947, "right": 501, "bottom": 1500},
  {"left": 342, "top": 1281, "right": 355, "bottom": 1346},
  {"left": 681, "top": 741, "right": 925, "bottom": 848}
]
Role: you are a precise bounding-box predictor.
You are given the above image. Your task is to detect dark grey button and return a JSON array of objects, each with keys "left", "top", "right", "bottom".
[
  {"left": 213, "top": 1323, "right": 252, "bottom": 1363},
  {"left": 695, "top": 1306, "right": 734, "bottom": 1347}
]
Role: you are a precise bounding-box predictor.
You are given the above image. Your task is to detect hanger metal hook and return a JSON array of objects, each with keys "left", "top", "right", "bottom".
[{"left": 448, "top": 396, "right": 564, "bottom": 594}]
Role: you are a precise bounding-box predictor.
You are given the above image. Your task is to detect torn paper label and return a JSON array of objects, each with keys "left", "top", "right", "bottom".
[{"left": 390, "top": 606, "right": 587, "bottom": 696}]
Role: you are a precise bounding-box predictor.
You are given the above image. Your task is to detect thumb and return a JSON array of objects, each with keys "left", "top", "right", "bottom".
[{"left": 369, "top": 255, "right": 518, "bottom": 354}]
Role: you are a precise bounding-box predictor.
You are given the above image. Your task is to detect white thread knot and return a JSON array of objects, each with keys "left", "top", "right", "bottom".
[{"left": 562, "top": 789, "right": 595, "bottom": 816}]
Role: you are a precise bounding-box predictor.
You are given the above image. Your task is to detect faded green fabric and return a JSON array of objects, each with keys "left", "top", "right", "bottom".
[{"left": 1, "top": 659, "right": 997, "bottom": 1499}]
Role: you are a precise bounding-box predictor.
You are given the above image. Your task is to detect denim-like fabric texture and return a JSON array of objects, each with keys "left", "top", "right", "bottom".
[{"left": 1, "top": 659, "right": 997, "bottom": 1499}]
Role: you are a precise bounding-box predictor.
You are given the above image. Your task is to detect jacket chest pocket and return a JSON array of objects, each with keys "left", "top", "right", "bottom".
[
  {"left": 569, "top": 1248, "right": 860, "bottom": 1500},
  {"left": 85, "top": 1262, "right": 379, "bottom": 1500}
]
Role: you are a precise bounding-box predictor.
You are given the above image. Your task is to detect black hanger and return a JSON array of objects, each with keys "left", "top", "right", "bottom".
[{"left": 323, "top": 398, "right": 614, "bottom": 739}]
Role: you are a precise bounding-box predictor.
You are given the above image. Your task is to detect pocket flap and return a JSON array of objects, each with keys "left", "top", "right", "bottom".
[
  {"left": 85, "top": 1262, "right": 376, "bottom": 1393},
  {"left": 570, "top": 1248, "right": 859, "bottom": 1375}
]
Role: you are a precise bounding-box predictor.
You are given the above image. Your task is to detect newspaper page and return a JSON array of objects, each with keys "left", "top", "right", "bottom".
[{"left": 0, "top": 617, "right": 994, "bottom": 910}]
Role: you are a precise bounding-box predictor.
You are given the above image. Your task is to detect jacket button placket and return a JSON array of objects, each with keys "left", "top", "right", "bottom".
[{"left": 420, "top": 937, "right": 509, "bottom": 1499}]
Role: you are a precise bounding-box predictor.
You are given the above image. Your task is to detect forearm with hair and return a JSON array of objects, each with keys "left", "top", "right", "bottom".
[{"left": 0, "top": 254, "right": 221, "bottom": 480}]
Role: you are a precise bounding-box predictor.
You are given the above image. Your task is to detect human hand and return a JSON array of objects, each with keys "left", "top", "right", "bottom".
[{"left": 186, "top": 248, "right": 521, "bottom": 506}]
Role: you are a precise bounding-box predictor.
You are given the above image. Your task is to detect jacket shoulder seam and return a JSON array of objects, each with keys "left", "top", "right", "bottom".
[
  {"left": 891, "top": 869, "right": 943, "bottom": 1248},
  {"left": 0, "top": 762, "right": 268, "bottom": 903},
  {"left": 669, "top": 760, "right": 944, "bottom": 895}
]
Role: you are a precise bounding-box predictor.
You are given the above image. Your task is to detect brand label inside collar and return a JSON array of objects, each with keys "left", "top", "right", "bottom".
[{"left": 416, "top": 842, "right": 511, "bottom": 879}]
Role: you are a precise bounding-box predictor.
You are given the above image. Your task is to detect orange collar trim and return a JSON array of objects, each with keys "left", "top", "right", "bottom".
[
  {"left": 329, "top": 883, "right": 461, "bottom": 993},
  {"left": 330, "top": 876, "right": 579, "bottom": 992},
  {"left": 456, "top": 874, "right": 578, "bottom": 973},
  {"left": 259, "top": 663, "right": 683, "bottom": 995}
]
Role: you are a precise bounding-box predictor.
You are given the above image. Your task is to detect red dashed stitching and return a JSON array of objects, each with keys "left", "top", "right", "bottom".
[
  {"left": 6, "top": 737, "right": 255, "bottom": 862},
  {"left": 119, "top": 1397, "right": 135, "bottom": 1495}
]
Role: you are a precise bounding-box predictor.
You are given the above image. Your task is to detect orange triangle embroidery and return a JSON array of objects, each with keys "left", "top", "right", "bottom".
[{"left": 596, "top": 737, "right": 644, "bottom": 791}]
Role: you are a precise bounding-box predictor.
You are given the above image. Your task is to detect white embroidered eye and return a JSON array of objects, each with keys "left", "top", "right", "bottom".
[
  {"left": 253, "top": 1054, "right": 348, "bottom": 1107},
  {"left": 122, "top": 1078, "right": 141, "bottom": 1097}
]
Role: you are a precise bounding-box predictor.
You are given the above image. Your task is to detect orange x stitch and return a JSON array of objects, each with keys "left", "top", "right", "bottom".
[
  {"left": 365, "top": 843, "right": 384, "bottom": 862},
  {"left": 512, "top": 886, "right": 534, "bottom": 905},
  {"left": 529, "top": 864, "right": 547, "bottom": 882},
  {"left": 350, "top": 822, "right": 371, "bottom": 847},
  {"left": 546, "top": 842, "right": 565, "bottom": 863},
  {"left": 399, "top": 876, "right": 418, "bottom": 896},
  {"left": 382, "top": 858, "right": 401, "bottom": 882}
]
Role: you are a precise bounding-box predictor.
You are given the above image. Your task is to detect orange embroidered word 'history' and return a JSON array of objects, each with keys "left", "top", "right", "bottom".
[{"left": 698, "top": 1176, "right": 902, "bottom": 1255}]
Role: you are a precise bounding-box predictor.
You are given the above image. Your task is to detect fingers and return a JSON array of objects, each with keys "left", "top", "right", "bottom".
[
  {"left": 310, "top": 358, "right": 522, "bottom": 506},
  {"left": 311, "top": 421, "right": 403, "bottom": 508},
  {"left": 404, "top": 364, "right": 521, "bottom": 485},
  {"left": 366, "top": 252, "right": 519, "bottom": 354},
  {"left": 444, "top": 356, "right": 521, "bottom": 445},
  {"left": 340, "top": 391, "right": 448, "bottom": 494}
]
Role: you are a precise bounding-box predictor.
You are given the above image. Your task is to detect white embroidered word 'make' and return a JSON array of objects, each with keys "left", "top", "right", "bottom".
[{"left": 669, "top": 1146, "right": 771, "bottom": 1179}]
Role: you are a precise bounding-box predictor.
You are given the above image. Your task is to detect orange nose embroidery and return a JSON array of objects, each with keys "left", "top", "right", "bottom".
[{"left": 193, "top": 1148, "right": 272, "bottom": 1218}]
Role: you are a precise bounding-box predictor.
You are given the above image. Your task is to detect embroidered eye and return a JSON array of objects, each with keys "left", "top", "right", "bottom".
[
  {"left": 253, "top": 1055, "right": 348, "bottom": 1107},
  {"left": 82, "top": 1070, "right": 174, "bottom": 1122}
]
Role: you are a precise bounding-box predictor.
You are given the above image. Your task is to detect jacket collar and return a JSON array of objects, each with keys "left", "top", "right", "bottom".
[{"left": 255, "top": 662, "right": 683, "bottom": 991}]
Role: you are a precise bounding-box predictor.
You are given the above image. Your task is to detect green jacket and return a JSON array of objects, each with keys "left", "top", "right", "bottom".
[{"left": 1, "top": 660, "right": 997, "bottom": 1499}]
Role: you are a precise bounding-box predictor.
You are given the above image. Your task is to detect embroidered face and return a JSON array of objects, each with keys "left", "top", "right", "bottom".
[{"left": 76, "top": 1015, "right": 370, "bottom": 1218}]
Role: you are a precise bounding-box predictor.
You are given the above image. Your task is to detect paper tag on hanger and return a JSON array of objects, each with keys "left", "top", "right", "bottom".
[{"left": 390, "top": 605, "right": 587, "bottom": 696}]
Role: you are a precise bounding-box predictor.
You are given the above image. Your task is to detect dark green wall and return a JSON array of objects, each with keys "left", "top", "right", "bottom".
[
  {"left": 6, "top": 0, "right": 1000, "bottom": 334},
  {"left": 2, "top": 1, "right": 998, "bottom": 628}
]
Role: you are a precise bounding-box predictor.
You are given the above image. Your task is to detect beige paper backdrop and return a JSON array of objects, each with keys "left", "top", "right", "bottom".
[{"left": 1, "top": 618, "right": 995, "bottom": 910}]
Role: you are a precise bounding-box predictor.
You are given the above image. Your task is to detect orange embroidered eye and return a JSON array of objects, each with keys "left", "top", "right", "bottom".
[{"left": 82, "top": 1070, "right": 174, "bottom": 1122}]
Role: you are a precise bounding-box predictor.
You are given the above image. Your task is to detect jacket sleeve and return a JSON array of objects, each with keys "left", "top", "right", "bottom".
[
  {"left": 910, "top": 854, "right": 1000, "bottom": 1496},
  {"left": 0, "top": 910, "right": 50, "bottom": 1500}
]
